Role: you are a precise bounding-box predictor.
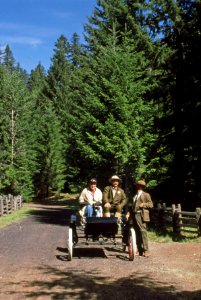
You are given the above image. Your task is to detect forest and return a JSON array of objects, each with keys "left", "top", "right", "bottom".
[{"left": 0, "top": 0, "right": 200, "bottom": 209}]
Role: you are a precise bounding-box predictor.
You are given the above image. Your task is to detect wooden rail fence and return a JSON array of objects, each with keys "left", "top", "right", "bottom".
[
  {"left": 150, "top": 203, "right": 201, "bottom": 238},
  {"left": 0, "top": 194, "right": 22, "bottom": 217}
]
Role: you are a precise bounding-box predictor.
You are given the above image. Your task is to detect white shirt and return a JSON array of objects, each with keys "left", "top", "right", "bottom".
[
  {"left": 133, "top": 190, "right": 142, "bottom": 203},
  {"left": 79, "top": 187, "right": 102, "bottom": 205}
]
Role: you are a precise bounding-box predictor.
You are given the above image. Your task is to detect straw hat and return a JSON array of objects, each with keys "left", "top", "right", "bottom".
[
  {"left": 109, "top": 175, "right": 121, "bottom": 183},
  {"left": 136, "top": 179, "right": 146, "bottom": 187}
]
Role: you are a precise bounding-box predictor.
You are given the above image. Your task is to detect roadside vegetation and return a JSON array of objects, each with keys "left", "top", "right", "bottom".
[
  {"left": 148, "top": 227, "right": 201, "bottom": 243},
  {"left": 1, "top": 194, "right": 200, "bottom": 244},
  {"left": 0, "top": 204, "right": 35, "bottom": 229}
]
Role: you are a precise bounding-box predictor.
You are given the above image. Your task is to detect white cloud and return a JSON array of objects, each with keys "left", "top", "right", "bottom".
[
  {"left": 0, "top": 22, "right": 59, "bottom": 39},
  {"left": 0, "top": 35, "right": 42, "bottom": 47}
]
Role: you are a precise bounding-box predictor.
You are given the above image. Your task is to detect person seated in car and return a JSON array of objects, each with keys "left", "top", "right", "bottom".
[
  {"left": 102, "top": 175, "right": 127, "bottom": 219},
  {"left": 79, "top": 178, "right": 103, "bottom": 218}
]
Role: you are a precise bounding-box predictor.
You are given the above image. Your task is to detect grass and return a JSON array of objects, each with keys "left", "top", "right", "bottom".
[
  {"left": 0, "top": 204, "right": 35, "bottom": 229},
  {"left": 0, "top": 193, "right": 79, "bottom": 230},
  {"left": 1, "top": 193, "right": 201, "bottom": 244},
  {"left": 148, "top": 229, "right": 173, "bottom": 243},
  {"left": 148, "top": 227, "right": 201, "bottom": 243}
]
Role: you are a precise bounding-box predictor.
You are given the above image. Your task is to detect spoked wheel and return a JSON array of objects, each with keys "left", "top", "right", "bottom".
[
  {"left": 128, "top": 227, "right": 137, "bottom": 261},
  {"left": 68, "top": 227, "right": 73, "bottom": 261}
]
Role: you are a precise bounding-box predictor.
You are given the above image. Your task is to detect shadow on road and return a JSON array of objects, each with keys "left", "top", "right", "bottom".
[
  {"left": 28, "top": 198, "right": 79, "bottom": 226},
  {"left": 4, "top": 265, "right": 201, "bottom": 300},
  {"left": 56, "top": 246, "right": 107, "bottom": 260}
]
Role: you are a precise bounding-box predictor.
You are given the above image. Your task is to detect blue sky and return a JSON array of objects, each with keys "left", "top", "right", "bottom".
[{"left": 0, "top": 0, "right": 97, "bottom": 73}]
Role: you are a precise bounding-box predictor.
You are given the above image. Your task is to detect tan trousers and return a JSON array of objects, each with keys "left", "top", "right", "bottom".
[{"left": 132, "top": 212, "right": 149, "bottom": 251}]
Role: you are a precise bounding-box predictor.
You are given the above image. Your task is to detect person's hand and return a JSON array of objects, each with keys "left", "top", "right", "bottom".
[
  {"left": 104, "top": 202, "right": 111, "bottom": 208},
  {"left": 125, "top": 213, "right": 130, "bottom": 221},
  {"left": 139, "top": 203, "right": 144, "bottom": 208},
  {"left": 117, "top": 204, "right": 122, "bottom": 210}
]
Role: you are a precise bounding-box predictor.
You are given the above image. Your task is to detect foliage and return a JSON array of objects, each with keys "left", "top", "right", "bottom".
[{"left": 0, "top": 1, "right": 200, "bottom": 207}]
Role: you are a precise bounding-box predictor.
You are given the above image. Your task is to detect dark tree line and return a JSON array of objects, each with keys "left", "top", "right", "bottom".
[{"left": 0, "top": 0, "right": 200, "bottom": 209}]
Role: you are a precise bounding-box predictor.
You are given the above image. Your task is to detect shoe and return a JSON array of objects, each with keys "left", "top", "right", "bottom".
[
  {"left": 135, "top": 251, "right": 140, "bottom": 256},
  {"left": 143, "top": 251, "right": 150, "bottom": 257},
  {"left": 80, "top": 217, "right": 86, "bottom": 229}
]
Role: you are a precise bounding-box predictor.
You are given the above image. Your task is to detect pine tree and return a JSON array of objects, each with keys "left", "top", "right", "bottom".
[
  {"left": 143, "top": 0, "right": 201, "bottom": 203},
  {"left": 46, "top": 35, "right": 72, "bottom": 118},
  {"left": 69, "top": 30, "right": 159, "bottom": 187},
  {"left": 28, "top": 64, "right": 66, "bottom": 197},
  {"left": 1, "top": 45, "right": 15, "bottom": 69},
  {"left": 0, "top": 65, "right": 36, "bottom": 199},
  {"left": 67, "top": 0, "right": 162, "bottom": 188}
]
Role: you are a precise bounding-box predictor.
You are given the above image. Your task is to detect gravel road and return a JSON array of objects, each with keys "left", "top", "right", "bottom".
[{"left": 0, "top": 201, "right": 200, "bottom": 300}]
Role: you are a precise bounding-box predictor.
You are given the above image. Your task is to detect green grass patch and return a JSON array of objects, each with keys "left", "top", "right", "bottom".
[
  {"left": 148, "top": 227, "right": 201, "bottom": 243},
  {"left": 0, "top": 204, "right": 35, "bottom": 229},
  {"left": 148, "top": 229, "right": 173, "bottom": 243}
]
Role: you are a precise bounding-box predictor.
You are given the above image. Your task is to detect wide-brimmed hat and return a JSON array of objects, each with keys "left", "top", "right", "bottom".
[
  {"left": 109, "top": 175, "right": 121, "bottom": 183},
  {"left": 136, "top": 179, "right": 146, "bottom": 187},
  {"left": 88, "top": 178, "right": 97, "bottom": 184}
]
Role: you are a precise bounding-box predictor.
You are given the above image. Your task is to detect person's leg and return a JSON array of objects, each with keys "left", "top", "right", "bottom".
[
  {"left": 95, "top": 206, "right": 103, "bottom": 217},
  {"left": 132, "top": 214, "right": 143, "bottom": 255},
  {"left": 85, "top": 205, "right": 93, "bottom": 217},
  {"left": 114, "top": 205, "right": 122, "bottom": 219},
  {"left": 103, "top": 206, "right": 110, "bottom": 217},
  {"left": 141, "top": 224, "right": 149, "bottom": 252},
  {"left": 135, "top": 214, "right": 149, "bottom": 255}
]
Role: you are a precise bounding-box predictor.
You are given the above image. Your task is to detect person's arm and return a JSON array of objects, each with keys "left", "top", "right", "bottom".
[
  {"left": 94, "top": 189, "right": 102, "bottom": 206},
  {"left": 102, "top": 186, "right": 111, "bottom": 208},
  {"left": 120, "top": 190, "right": 127, "bottom": 208},
  {"left": 139, "top": 193, "right": 153, "bottom": 208},
  {"left": 79, "top": 188, "right": 89, "bottom": 204},
  {"left": 102, "top": 186, "right": 110, "bottom": 204},
  {"left": 125, "top": 200, "right": 134, "bottom": 220}
]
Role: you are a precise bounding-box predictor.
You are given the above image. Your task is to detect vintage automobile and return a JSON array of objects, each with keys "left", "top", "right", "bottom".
[{"left": 67, "top": 213, "right": 137, "bottom": 261}]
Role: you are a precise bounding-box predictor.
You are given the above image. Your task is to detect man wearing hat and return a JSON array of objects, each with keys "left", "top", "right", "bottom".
[
  {"left": 126, "top": 179, "right": 153, "bottom": 257},
  {"left": 79, "top": 178, "right": 103, "bottom": 218},
  {"left": 102, "top": 175, "right": 127, "bottom": 218}
]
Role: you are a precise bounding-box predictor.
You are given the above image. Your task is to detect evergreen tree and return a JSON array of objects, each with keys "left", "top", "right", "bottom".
[
  {"left": 70, "top": 0, "right": 162, "bottom": 189},
  {"left": 1, "top": 45, "right": 15, "bottom": 69},
  {"left": 29, "top": 64, "right": 66, "bottom": 197},
  {"left": 69, "top": 31, "right": 159, "bottom": 188},
  {"left": 0, "top": 66, "right": 36, "bottom": 199},
  {"left": 144, "top": 0, "right": 201, "bottom": 204},
  {"left": 46, "top": 35, "right": 72, "bottom": 118}
]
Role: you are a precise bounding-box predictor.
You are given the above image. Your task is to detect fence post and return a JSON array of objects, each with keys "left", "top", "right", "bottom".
[
  {"left": 0, "top": 196, "right": 3, "bottom": 216},
  {"left": 172, "top": 204, "right": 181, "bottom": 238},
  {"left": 178, "top": 204, "right": 182, "bottom": 230},
  {"left": 11, "top": 195, "right": 15, "bottom": 211},
  {"left": 19, "top": 195, "right": 22, "bottom": 208},
  {"left": 157, "top": 203, "right": 162, "bottom": 231},
  {"left": 5, "top": 196, "right": 9, "bottom": 214},
  {"left": 158, "top": 203, "right": 166, "bottom": 232},
  {"left": 196, "top": 208, "right": 201, "bottom": 237}
]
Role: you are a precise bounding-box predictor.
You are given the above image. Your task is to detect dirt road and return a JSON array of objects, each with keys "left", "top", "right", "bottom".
[{"left": 0, "top": 201, "right": 200, "bottom": 300}]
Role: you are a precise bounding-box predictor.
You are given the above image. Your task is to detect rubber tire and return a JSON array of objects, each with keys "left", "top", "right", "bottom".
[
  {"left": 128, "top": 227, "right": 137, "bottom": 261},
  {"left": 68, "top": 227, "right": 73, "bottom": 261}
]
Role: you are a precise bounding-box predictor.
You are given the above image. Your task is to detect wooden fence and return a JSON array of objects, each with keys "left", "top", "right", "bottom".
[
  {"left": 150, "top": 203, "right": 201, "bottom": 238},
  {"left": 0, "top": 194, "right": 22, "bottom": 217}
]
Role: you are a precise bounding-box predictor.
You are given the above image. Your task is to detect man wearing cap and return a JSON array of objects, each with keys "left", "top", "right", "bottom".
[
  {"left": 102, "top": 175, "right": 127, "bottom": 219},
  {"left": 126, "top": 179, "right": 153, "bottom": 257},
  {"left": 79, "top": 178, "right": 103, "bottom": 218}
]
